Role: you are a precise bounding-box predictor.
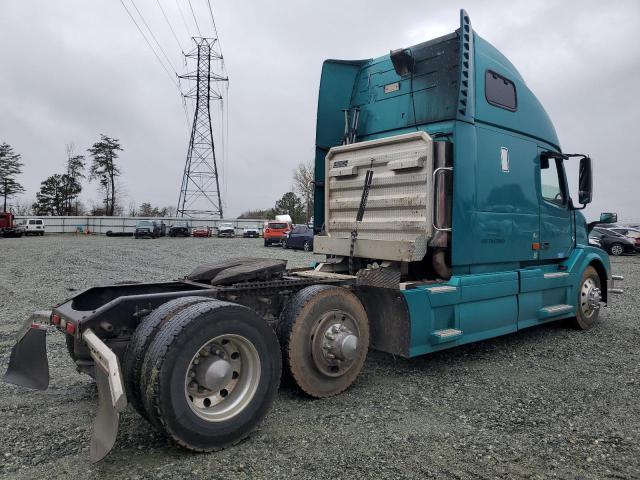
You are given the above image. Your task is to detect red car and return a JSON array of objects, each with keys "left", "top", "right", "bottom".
[
  {"left": 263, "top": 221, "right": 291, "bottom": 246},
  {"left": 192, "top": 226, "right": 212, "bottom": 237}
]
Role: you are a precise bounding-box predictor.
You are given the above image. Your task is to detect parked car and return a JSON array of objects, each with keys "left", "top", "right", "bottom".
[
  {"left": 588, "top": 236, "right": 602, "bottom": 249},
  {"left": 217, "top": 223, "right": 235, "bottom": 238},
  {"left": 134, "top": 220, "right": 163, "bottom": 239},
  {"left": 169, "top": 220, "right": 191, "bottom": 237},
  {"left": 608, "top": 227, "right": 640, "bottom": 252},
  {"left": 283, "top": 225, "right": 314, "bottom": 251},
  {"left": 263, "top": 221, "right": 291, "bottom": 246},
  {"left": 21, "top": 218, "right": 45, "bottom": 236},
  {"left": 192, "top": 225, "right": 212, "bottom": 238},
  {"left": 242, "top": 227, "right": 260, "bottom": 238},
  {"left": 590, "top": 227, "right": 636, "bottom": 256}
]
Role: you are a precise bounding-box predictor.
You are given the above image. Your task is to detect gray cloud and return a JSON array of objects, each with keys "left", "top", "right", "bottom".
[{"left": 1, "top": 0, "right": 638, "bottom": 220}]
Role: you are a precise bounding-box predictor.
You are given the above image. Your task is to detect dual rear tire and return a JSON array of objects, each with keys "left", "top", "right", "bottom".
[
  {"left": 123, "top": 285, "right": 370, "bottom": 450},
  {"left": 124, "top": 297, "right": 281, "bottom": 451}
]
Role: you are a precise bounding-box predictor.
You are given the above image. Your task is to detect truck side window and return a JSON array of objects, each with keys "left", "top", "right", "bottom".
[
  {"left": 485, "top": 70, "right": 517, "bottom": 111},
  {"left": 540, "top": 157, "right": 564, "bottom": 205}
]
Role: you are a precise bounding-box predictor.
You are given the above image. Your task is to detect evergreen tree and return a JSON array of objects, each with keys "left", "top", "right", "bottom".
[
  {"left": 88, "top": 135, "right": 122, "bottom": 216},
  {"left": 35, "top": 175, "right": 66, "bottom": 215},
  {"left": 0, "top": 142, "right": 25, "bottom": 211},
  {"left": 274, "top": 191, "right": 305, "bottom": 224}
]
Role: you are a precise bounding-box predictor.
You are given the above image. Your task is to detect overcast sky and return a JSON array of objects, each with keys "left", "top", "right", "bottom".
[{"left": 1, "top": 0, "right": 639, "bottom": 221}]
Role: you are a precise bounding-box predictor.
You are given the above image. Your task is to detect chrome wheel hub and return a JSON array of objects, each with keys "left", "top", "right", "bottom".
[
  {"left": 580, "top": 278, "right": 601, "bottom": 318},
  {"left": 310, "top": 311, "right": 360, "bottom": 377},
  {"left": 185, "top": 334, "right": 260, "bottom": 422},
  {"left": 323, "top": 324, "right": 358, "bottom": 361}
]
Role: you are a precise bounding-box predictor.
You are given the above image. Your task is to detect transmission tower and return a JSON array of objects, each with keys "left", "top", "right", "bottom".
[{"left": 177, "top": 37, "right": 228, "bottom": 218}]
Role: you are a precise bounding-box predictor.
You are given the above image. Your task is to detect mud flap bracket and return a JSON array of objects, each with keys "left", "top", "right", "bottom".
[{"left": 82, "top": 328, "right": 127, "bottom": 462}]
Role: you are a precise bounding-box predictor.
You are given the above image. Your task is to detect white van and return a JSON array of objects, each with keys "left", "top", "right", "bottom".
[{"left": 22, "top": 218, "right": 45, "bottom": 236}]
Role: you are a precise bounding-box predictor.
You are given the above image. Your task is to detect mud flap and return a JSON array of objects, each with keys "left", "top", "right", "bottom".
[
  {"left": 83, "top": 329, "right": 127, "bottom": 462},
  {"left": 91, "top": 365, "right": 120, "bottom": 462},
  {"left": 3, "top": 311, "right": 51, "bottom": 390}
]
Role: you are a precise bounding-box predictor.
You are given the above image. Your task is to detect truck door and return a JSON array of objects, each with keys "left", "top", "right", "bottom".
[{"left": 538, "top": 149, "right": 573, "bottom": 260}]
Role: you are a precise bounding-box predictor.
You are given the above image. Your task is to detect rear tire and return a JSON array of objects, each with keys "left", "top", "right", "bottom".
[
  {"left": 123, "top": 296, "right": 212, "bottom": 418},
  {"left": 609, "top": 243, "right": 623, "bottom": 256},
  {"left": 263, "top": 239, "right": 269, "bottom": 247},
  {"left": 282, "top": 239, "right": 288, "bottom": 249},
  {"left": 571, "top": 266, "right": 602, "bottom": 330},
  {"left": 278, "top": 285, "right": 369, "bottom": 398},
  {"left": 303, "top": 240, "right": 312, "bottom": 252},
  {"left": 139, "top": 300, "right": 281, "bottom": 451}
]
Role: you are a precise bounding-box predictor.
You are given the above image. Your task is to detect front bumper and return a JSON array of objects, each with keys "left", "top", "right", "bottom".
[{"left": 4, "top": 312, "right": 127, "bottom": 462}]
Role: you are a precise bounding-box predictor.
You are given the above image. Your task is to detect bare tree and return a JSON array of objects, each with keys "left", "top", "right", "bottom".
[
  {"left": 13, "top": 197, "right": 34, "bottom": 216},
  {"left": 293, "top": 159, "right": 314, "bottom": 222},
  {"left": 63, "top": 143, "right": 86, "bottom": 215}
]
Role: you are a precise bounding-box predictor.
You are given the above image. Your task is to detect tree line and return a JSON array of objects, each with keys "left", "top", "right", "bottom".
[
  {"left": 2, "top": 136, "right": 315, "bottom": 221},
  {"left": 1, "top": 135, "right": 124, "bottom": 216},
  {"left": 237, "top": 160, "right": 314, "bottom": 224}
]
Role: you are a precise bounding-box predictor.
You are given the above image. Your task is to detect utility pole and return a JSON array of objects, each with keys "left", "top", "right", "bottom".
[{"left": 177, "top": 37, "right": 228, "bottom": 218}]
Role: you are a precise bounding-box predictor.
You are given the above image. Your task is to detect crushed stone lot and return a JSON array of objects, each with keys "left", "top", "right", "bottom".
[{"left": 0, "top": 235, "right": 638, "bottom": 479}]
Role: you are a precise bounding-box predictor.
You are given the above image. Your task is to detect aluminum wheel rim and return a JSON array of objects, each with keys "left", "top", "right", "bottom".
[
  {"left": 611, "top": 244, "right": 623, "bottom": 255},
  {"left": 580, "top": 277, "right": 600, "bottom": 318},
  {"left": 184, "top": 334, "right": 261, "bottom": 422},
  {"left": 310, "top": 310, "right": 360, "bottom": 378}
]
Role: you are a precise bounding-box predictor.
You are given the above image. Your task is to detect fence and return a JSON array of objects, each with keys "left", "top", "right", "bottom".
[{"left": 14, "top": 216, "right": 267, "bottom": 235}]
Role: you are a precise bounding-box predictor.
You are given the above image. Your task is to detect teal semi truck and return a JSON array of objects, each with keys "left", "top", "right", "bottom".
[{"left": 4, "top": 10, "right": 623, "bottom": 462}]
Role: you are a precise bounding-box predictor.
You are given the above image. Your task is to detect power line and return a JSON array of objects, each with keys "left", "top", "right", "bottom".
[
  {"left": 130, "top": 0, "right": 179, "bottom": 74},
  {"left": 119, "top": 0, "right": 178, "bottom": 88},
  {"left": 120, "top": 0, "right": 190, "bottom": 131},
  {"left": 187, "top": 0, "right": 202, "bottom": 36},
  {"left": 205, "top": 0, "right": 220, "bottom": 43},
  {"left": 174, "top": 0, "right": 193, "bottom": 43},
  {"left": 155, "top": 0, "right": 184, "bottom": 53},
  {"left": 204, "top": 0, "right": 227, "bottom": 79}
]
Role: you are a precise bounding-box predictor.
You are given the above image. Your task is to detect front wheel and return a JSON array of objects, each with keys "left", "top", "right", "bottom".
[
  {"left": 609, "top": 243, "right": 623, "bottom": 256},
  {"left": 139, "top": 301, "right": 281, "bottom": 451},
  {"left": 281, "top": 239, "right": 288, "bottom": 249},
  {"left": 571, "top": 266, "right": 601, "bottom": 330},
  {"left": 303, "top": 240, "right": 312, "bottom": 252}
]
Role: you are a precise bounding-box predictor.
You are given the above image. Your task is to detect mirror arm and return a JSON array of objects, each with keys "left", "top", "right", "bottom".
[{"left": 586, "top": 221, "right": 600, "bottom": 234}]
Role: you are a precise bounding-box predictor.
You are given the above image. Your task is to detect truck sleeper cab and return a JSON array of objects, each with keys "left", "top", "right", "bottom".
[
  {"left": 311, "top": 9, "right": 620, "bottom": 357},
  {"left": 4, "top": 9, "right": 622, "bottom": 463}
]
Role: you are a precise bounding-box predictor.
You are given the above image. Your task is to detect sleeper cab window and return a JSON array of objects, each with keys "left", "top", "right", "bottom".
[{"left": 485, "top": 70, "right": 517, "bottom": 111}]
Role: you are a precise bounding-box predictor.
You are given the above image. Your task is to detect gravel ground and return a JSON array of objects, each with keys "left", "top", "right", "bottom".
[{"left": 0, "top": 235, "right": 638, "bottom": 480}]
